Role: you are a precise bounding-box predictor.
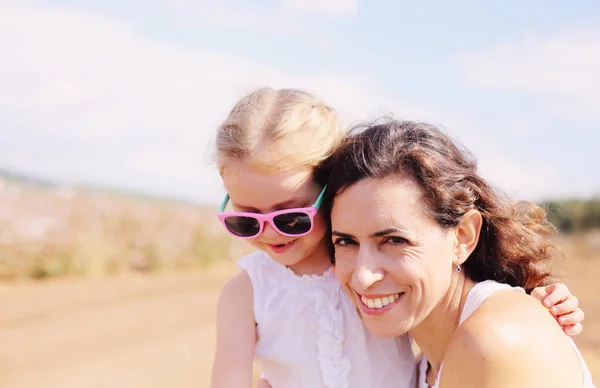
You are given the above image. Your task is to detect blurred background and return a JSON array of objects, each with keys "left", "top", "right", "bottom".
[{"left": 1, "top": 1, "right": 599, "bottom": 387}]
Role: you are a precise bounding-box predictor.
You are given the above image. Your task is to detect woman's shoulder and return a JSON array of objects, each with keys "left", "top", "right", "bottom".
[
  {"left": 455, "top": 289, "right": 577, "bottom": 357},
  {"left": 466, "top": 287, "right": 553, "bottom": 328},
  {"left": 441, "top": 289, "right": 583, "bottom": 387}
]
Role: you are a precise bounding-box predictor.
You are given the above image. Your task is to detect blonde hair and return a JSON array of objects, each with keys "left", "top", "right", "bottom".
[{"left": 216, "top": 87, "right": 346, "bottom": 174}]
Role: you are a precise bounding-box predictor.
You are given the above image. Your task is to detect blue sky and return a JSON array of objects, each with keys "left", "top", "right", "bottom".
[{"left": 1, "top": 0, "right": 599, "bottom": 204}]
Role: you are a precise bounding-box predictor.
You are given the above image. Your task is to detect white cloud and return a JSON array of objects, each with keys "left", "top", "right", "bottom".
[
  {"left": 173, "top": 2, "right": 268, "bottom": 29},
  {"left": 156, "top": 0, "right": 355, "bottom": 36},
  {"left": 462, "top": 27, "right": 600, "bottom": 123},
  {"left": 283, "top": 0, "right": 358, "bottom": 18},
  {"left": 0, "top": 2, "right": 592, "bottom": 204},
  {"left": 477, "top": 154, "right": 585, "bottom": 201},
  {"left": 0, "top": 2, "right": 389, "bottom": 203},
  {"left": 164, "top": 0, "right": 358, "bottom": 20}
]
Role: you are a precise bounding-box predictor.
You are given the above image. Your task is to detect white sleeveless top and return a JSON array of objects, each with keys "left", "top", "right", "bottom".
[
  {"left": 418, "top": 280, "right": 596, "bottom": 388},
  {"left": 238, "top": 250, "right": 416, "bottom": 388}
]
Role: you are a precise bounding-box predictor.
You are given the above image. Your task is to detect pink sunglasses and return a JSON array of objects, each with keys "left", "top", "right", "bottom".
[{"left": 217, "top": 185, "right": 327, "bottom": 239}]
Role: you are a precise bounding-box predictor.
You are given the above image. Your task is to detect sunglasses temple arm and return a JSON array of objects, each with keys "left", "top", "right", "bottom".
[
  {"left": 314, "top": 184, "right": 327, "bottom": 210},
  {"left": 219, "top": 193, "right": 230, "bottom": 212}
]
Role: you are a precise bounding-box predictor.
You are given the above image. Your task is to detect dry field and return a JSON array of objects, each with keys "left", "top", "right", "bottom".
[
  {"left": 1, "top": 235, "right": 598, "bottom": 388},
  {"left": 0, "top": 266, "right": 236, "bottom": 388},
  {"left": 553, "top": 232, "right": 600, "bottom": 383},
  {"left": 0, "top": 181, "right": 598, "bottom": 387}
]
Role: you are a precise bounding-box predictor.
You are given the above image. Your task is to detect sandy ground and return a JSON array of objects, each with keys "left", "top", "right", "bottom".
[
  {"left": 1, "top": 253, "right": 599, "bottom": 388},
  {"left": 0, "top": 267, "right": 234, "bottom": 388}
]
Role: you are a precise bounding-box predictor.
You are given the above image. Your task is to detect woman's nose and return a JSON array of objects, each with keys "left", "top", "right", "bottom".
[{"left": 352, "top": 249, "right": 384, "bottom": 291}]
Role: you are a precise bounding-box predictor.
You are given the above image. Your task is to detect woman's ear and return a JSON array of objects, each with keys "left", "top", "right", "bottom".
[{"left": 454, "top": 209, "right": 483, "bottom": 266}]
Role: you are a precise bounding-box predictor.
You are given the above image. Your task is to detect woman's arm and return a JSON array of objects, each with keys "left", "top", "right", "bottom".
[
  {"left": 211, "top": 271, "right": 257, "bottom": 388},
  {"left": 441, "top": 290, "right": 585, "bottom": 388},
  {"left": 530, "top": 282, "right": 585, "bottom": 336}
]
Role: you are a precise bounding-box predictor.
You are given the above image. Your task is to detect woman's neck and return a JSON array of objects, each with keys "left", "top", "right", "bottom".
[{"left": 409, "top": 275, "right": 476, "bottom": 376}]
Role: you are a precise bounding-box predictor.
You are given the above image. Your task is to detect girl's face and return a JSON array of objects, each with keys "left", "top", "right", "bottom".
[
  {"left": 330, "top": 177, "right": 457, "bottom": 337},
  {"left": 221, "top": 160, "right": 329, "bottom": 268}
]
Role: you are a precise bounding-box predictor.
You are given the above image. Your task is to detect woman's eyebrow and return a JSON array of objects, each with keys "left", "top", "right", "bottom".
[
  {"left": 332, "top": 231, "right": 354, "bottom": 238},
  {"left": 370, "top": 227, "right": 408, "bottom": 238},
  {"left": 332, "top": 227, "right": 410, "bottom": 239}
]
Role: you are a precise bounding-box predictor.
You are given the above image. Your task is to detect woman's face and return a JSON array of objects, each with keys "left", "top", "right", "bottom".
[{"left": 331, "top": 177, "right": 457, "bottom": 337}]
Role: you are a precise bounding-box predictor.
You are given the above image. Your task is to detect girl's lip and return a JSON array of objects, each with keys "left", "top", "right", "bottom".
[
  {"left": 266, "top": 239, "right": 298, "bottom": 253},
  {"left": 266, "top": 240, "right": 297, "bottom": 247}
]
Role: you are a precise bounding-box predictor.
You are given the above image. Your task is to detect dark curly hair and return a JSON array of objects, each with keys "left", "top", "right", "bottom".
[{"left": 324, "top": 118, "right": 560, "bottom": 292}]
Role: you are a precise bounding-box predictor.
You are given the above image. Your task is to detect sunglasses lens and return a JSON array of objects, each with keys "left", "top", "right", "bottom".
[
  {"left": 273, "top": 212, "right": 312, "bottom": 235},
  {"left": 224, "top": 216, "right": 260, "bottom": 237}
]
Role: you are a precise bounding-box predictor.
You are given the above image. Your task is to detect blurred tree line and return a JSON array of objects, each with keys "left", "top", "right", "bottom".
[{"left": 541, "top": 198, "right": 600, "bottom": 233}]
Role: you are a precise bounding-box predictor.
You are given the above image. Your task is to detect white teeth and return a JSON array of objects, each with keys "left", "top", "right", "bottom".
[{"left": 361, "top": 293, "right": 402, "bottom": 309}]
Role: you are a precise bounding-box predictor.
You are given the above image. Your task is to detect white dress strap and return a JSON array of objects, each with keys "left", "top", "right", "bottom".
[
  {"left": 418, "top": 280, "right": 596, "bottom": 388},
  {"left": 458, "top": 280, "right": 521, "bottom": 324}
]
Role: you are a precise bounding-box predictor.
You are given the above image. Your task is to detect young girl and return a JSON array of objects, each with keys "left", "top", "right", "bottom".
[{"left": 210, "top": 88, "right": 584, "bottom": 388}]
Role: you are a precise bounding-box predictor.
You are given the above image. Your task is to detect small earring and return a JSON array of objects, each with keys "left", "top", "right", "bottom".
[{"left": 456, "top": 264, "right": 462, "bottom": 272}]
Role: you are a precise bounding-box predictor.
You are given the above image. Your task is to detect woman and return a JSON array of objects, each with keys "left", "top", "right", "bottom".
[{"left": 325, "top": 119, "right": 595, "bottom": 387}]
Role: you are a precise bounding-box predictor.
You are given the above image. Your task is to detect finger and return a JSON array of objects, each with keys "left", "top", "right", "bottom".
[
  {"left": 563, "top": 323, "right": 583, "bottom": 337},
  {"left": 257, "top": 379, "right": 272, "bottom": 388},
  {"left": 530, "top": 286, "right": 549, "bottom": 303},
  {"left": 550, "top": 296, "right": 579, "bottom": 317},
  {"left": 543, "top": 283, "right": 571, "bottom": 308},
  {"left": 558, "top": 309, "right": 586, "bottom": 326}
]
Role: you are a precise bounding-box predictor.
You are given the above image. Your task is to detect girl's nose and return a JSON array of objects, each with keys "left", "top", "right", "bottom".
[{"left": 260, "top": 221, "right": 281, "bottom": 239}]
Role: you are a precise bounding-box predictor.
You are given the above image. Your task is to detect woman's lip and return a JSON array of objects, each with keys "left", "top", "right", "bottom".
[
  {"left": 357, "top": 292, "right": 405, "bottom": 298},
  {"left": 356, "top": 291, "right": 405, "bottom": 316}
]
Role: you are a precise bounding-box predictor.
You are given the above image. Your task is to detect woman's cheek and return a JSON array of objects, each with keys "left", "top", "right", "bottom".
[
  {"left": 384, "top": 253, "right": 426, "bottom": 290},
  {"left": 335, "top": 251, "right": 358, "bottom": 303},
  {"left": 333, "top": 249, "right": 355, "bottom": 282}
]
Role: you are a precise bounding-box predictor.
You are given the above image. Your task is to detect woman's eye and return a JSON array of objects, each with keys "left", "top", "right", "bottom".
[
  {"left": 384, "top": 236, "right": 408, "bottom": 245},
  {"left": 333, "top": 238, "right": 355, "bottom": 246}
]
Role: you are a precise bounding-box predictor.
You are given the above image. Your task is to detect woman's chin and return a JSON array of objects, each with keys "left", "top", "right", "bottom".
[
  {"left": 366, "top": 321, "right": 410, "bottom": 337},
  {"left": 360, "top": 310, "right": 414, "bottom": 338}
]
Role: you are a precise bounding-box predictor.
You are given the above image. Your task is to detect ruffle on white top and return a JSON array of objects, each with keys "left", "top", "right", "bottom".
[
  {"left": 315, "top": 284, "right": 351, "bottom": 387},
  {"left": 238, "top": 250, "right": 416, "bottom": 388},
  {"left": 239, "top": 251, "right": 350, "bottom": 387}
]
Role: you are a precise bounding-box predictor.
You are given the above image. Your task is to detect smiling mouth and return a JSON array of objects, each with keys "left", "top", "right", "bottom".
[
  {"left": 271, "top": 241, "right": 295, "bottom": 248},
  {"left": 360, "top": 293, "right": 405, "bottom": 309},
  {"left": 266, "top": 239, "right": 298, "bottom": 251}
]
